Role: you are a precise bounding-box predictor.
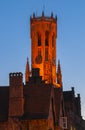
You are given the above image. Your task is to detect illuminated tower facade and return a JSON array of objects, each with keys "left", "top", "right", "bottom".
[{"left": 30, "top": 12, "right": 57, "bottom": 84}]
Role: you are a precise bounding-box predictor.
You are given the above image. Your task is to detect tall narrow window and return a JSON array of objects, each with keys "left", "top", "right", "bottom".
[
  {"left": 52, "top": 33, "right": 55, "bottom": 47},
  {"left": 38, "top": 33, "right": 41, "bottom": 46},
  {"left": 45, "top": 48, "right": 48, "bottom": 61},
  {"left": 45, "top": 31, "right": 49, "bottom": 46}
]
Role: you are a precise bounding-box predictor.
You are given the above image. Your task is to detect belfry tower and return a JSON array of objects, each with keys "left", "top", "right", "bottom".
[{"left": 30, "top": 12, "right": 57, "bottom": 84}]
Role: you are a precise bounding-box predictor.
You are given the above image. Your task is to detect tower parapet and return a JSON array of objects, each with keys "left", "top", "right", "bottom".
[
  {"left": 9, "top": 72, "right": 23, "bottom": 86},
  {"left": 30, "top": 12, "right": 57, "bottom": 23}
]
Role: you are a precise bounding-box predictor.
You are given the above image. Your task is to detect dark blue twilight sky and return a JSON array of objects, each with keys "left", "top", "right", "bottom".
[{"left": 0, "top": 0, "right": 85, "bottom": 119}]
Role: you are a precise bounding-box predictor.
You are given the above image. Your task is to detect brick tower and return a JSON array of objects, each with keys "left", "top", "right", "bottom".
[
  {"left": 30, "top": 12, "right": 57, "bottom": 84},
  {"left": 9, "top": 72, "right": 24, "bottom": 117}
]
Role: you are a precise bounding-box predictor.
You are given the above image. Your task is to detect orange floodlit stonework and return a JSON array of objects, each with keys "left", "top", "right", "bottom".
[{"left": 31, "top": 12, "right": 57, "bottom": 84}]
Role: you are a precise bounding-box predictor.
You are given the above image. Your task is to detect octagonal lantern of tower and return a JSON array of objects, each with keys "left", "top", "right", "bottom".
[{"left": 30, "top": 12, "right": 57, "bottom": 84}]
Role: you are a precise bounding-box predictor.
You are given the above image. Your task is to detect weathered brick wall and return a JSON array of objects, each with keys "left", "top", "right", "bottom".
[
  {"left": 0, "top": 122, "right": 8, "bottom": 130},
  {"left": 55, "top": 125, "right": 63, "bottom": 130},
  {"left": 29, "top": 119, "right": 49, "bottom": 130},
  {"left": 0, "top": 119, "right": 57, "bottom": 130},
  {"left": 9, "top": 72, "right": 24, "bottom": 117}
]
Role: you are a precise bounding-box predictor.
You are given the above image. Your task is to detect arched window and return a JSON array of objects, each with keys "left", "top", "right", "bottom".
[
  {"left": 38, "top": 33, "right": 41, "bottom": 46},
  {"left": 45, "top": 31, "right": 49, "bottom": 46}
]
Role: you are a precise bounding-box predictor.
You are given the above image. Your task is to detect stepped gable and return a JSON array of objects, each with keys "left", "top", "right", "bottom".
[
  {"left": 0, "top": 86, "right": 9, "bottom": 121},
  {"left": 63, "top": 91, "right": 73, "bottom": 102}
]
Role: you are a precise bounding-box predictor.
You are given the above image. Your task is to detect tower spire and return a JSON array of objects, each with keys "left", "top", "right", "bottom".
[
  {"left": 57, "top": 60, "right": 62, "bottom": 87},
  {"left": 25, "top": 57, "right": 30, "bottom": 83}
]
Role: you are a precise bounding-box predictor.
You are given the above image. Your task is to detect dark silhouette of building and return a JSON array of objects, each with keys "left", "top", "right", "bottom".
[{"left": 63, "top": 87, "right": 84, "bottom": 130}]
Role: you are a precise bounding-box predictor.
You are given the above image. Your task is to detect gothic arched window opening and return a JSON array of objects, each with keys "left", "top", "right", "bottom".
[
  {"left": 52, "top": 33, "right": 55, "bottom": 47},
  {"left": 38, "top": 33, "right": 41, "bottom": 46},
  {"left": 45, "top": 31, "right": 49, "bottom": 46}
]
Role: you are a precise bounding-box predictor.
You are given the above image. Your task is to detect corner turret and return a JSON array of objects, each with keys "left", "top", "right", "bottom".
[{"left": 25, "top": 57, "right": 30, "bottom": 83}]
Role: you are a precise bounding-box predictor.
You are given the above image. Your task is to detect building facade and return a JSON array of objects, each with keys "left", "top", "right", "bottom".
[{"left": 0, "top": 12, "right": 84, "bottom": 130}]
